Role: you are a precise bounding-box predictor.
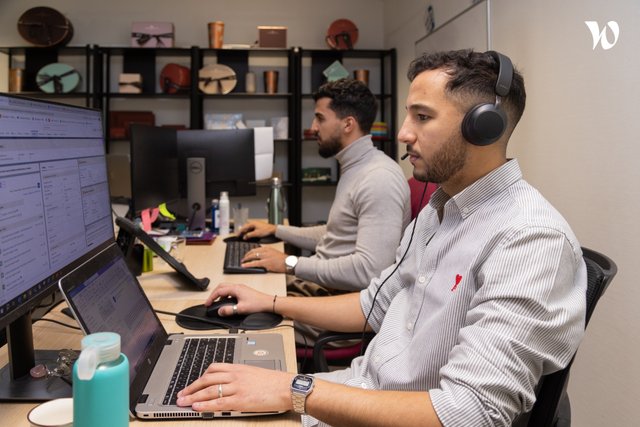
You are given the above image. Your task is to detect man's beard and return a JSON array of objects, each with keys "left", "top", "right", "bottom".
[
  {"left": 317, "top": 133, "right": 343, "bottom": 158},
  {"left": 413, "top": 132, "right": 467, "bottom": 184}
]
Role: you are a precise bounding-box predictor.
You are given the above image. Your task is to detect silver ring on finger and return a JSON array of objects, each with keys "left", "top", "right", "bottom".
[
  {"left": 218, "top": 383, "right": 223, "bottom": 399},
  {"left": 232, "top": 304, "right": 238, "bottom": 316},
  {"left": 256, "top": 252, "right": 260, "bottom": 259}
]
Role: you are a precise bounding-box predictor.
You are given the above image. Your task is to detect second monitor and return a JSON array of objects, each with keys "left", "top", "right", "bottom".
[{"left": 177, "top": 128, "right": 256, "bottom": 229}]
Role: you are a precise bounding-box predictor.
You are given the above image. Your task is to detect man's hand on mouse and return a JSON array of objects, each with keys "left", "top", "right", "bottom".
[
  {"left": 205, "top": 283, "right": 274, "bottom": 316},
  {"left": 238, "top": 221, "right": 277, "bottom": 239},
  {"left": 241, "top": 246, "right": 288, "bottom": 273}
]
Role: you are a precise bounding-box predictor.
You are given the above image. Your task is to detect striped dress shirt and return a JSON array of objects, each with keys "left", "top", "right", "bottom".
[{"left": 304, "top": 159, "right": 587, "bottom": 427}]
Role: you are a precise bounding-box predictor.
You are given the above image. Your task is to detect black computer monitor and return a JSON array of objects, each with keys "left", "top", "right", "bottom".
[
  {"left": 177, "top": 129, "right": 256, "bottom": 229},
  {"left": 129, "top": 124, "right": 180, "bottom": 216},
  {"left": 0, "top": 94, "right": 114, "bottom": 401}
]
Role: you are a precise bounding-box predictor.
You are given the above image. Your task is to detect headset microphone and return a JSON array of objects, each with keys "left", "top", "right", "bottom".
[{"left": 401, "top": 152, "right": 410, "bottom": 160}]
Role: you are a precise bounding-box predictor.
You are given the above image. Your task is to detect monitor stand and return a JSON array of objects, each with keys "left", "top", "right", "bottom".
[
  {"left": 186, "top": 157, "right": 206, "bottom": 230},
  {"left": 0, "top": 314, "right": 72, "bottom": 401}
]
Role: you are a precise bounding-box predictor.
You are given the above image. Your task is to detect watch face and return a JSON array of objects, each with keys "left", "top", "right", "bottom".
[
  {"left": 292, "top": 375, "right": 313, "bottom": 392},
  {"left": 286, "top": 255, "right": 297, "bottom": 269}
]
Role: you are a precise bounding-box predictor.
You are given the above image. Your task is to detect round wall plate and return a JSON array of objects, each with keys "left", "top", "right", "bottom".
[
  {"left": 36, "top": 63, "right": 80, "bottom": 94},
  {"left": 198, "top": 64, "right": 237, "bottom": 94},
  {"left": 17, "top": 6, "right": 73, "bottom": 47},
  {"left": 326, "top": 19, "right": 359, "bottom": 50}
]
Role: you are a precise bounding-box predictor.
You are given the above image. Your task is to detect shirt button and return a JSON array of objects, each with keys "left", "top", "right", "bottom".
[
  {"left": 361, "top": 383, "right": 368, "bottom": 389},
  {"left": 407, "top": 322, "right": 413, "bottom": 331},
  {"left": 418, "top": 276, "right": 426, "bottom": 283}
]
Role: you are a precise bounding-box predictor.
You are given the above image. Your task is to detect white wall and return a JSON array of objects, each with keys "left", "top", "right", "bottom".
[
  {"left": 492, "top": 1, "right": 639, "bottom": 425},
  {"left": 383, "top": 1, "right": 639, "bottom": 426}
]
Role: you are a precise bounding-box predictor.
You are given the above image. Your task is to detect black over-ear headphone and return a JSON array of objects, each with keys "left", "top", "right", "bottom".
[{"left": 461, "top": 50, "right": 514, "bottom": 146}]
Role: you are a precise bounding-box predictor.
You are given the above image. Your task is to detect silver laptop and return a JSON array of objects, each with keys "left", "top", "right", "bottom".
[{"left": 59, "top": 243, "right": 287, "bottom": 420}]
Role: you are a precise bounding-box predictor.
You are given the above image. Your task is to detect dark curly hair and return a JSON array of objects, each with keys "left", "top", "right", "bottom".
[
  {"left": 408, "top": 49, "right": 526, "bottom": 132},
  {"left": 313, "top": 78, "right": 378, "bottom": 134}
]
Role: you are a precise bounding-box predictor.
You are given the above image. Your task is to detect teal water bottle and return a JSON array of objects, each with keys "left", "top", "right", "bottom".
[{"left": 73, "top": 332, "right": 129, "bottom": 427}]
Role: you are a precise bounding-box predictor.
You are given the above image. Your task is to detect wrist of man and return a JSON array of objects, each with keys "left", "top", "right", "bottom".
[
  {"left": 291, "top": 374, "right": 315, "bottom": 414},
  {"left": 285, "top": 255, "right": 298, "bottom": 275}
]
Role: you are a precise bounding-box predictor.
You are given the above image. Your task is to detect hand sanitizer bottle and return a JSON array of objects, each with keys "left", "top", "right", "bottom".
[{"left": 219, "top": 191, "right": 230, "bottom": 236}]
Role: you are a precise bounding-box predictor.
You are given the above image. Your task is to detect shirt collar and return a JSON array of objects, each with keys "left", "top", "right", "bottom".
[{"left": 429, "top": 159, "right": 523, "bottom": 219}]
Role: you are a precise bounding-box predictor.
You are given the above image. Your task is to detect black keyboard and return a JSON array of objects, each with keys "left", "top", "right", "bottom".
[
  {"left": 223, "top": 241, "right": 267, "bottom": 274},
  {"left": 163, "top": 337, "right": 236, "bottom": 406}
]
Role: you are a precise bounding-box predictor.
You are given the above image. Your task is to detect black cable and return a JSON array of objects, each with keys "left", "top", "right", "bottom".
[
  {"left": 155, "top": 309, "right": 236, "bottom": 329},
  {"left": 359, "top": 180, "right": 430, "bottom": 355},
  {"left": 33, "top": 317, "right": 81, "bottom": 330}
]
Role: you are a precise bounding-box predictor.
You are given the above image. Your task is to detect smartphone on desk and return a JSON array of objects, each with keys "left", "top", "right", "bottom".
[{"left": 180, "top": 229, "right": 204, "bottom": 238}]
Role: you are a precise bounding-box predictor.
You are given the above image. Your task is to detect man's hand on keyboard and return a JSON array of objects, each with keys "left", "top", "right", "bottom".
[
  {"left": 238, "top": 220, "right": 277, "bottom": 239},
  {"left": 176, "top": 363, "right": 295, "bottom": 414},
  {"left": 241, "top": 245, "right": 288, "bottom": 273}
]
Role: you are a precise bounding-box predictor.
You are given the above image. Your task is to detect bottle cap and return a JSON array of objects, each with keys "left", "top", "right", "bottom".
[
  {"left": 76, "top": 332, "right": 121, "bottom": 381},
  {"left": 220, "top": 191, "right": 229, "bottom": 199}
]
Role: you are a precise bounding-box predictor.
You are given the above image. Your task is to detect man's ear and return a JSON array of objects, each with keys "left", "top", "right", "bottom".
[{"left": 343, "top": 116, "right": 356, "bottom": 133}]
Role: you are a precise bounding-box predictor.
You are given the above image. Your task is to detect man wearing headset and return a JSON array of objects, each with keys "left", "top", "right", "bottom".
[{"left": 177, "top": 50, "right": 587, "bottom": 427}]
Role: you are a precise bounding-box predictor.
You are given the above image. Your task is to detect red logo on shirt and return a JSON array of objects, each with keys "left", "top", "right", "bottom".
[{"left": 451, "top": 274, "right": 462, "bottom": 291}]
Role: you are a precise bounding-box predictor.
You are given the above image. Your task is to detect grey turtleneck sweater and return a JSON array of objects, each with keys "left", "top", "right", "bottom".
[{"left": 276, "top": 135, "right": 410, "bottom": 291}]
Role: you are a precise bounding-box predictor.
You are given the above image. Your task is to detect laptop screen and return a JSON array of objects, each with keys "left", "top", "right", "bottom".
[{"left": 61, "top": 244, "right": 168, "bottom": 383}]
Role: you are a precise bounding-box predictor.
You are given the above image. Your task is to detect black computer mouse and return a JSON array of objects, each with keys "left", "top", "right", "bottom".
[{"left": 206, "top": 296, "right": 238, "bottom": 317}]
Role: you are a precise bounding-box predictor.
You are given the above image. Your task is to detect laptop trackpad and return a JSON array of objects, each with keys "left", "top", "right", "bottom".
[{"left": 243, "top": 360, "right": 279, "bottom": 370}]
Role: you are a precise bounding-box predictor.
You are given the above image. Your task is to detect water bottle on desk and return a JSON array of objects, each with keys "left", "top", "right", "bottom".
[
  {"left": 73, "top": 332, "right": 129, "bottom": 427},
  {"left": 219, "top": 191, "right": 230, "bottom": 235},
  {"left": 267, "top": 177, "right": 287, "bottom": 225},
  {"left": 210, "top": 198, "right": 219, "bottom": 233}
]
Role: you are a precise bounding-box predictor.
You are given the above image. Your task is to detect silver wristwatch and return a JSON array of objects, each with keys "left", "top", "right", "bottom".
[
  {"left": 285, "top": 255, "right": 298, "bottom": 274},
  {"left": 291, "top": 374, "right": 315, "bottom": 414}
]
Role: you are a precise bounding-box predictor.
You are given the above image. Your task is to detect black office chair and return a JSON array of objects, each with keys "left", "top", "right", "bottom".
[
  {"left": 312, "top": 247, "right": 617, "bottom": 427},
  {"left": 307, "top": 331, "right": 375, "bottom": 373},
  {"left": 512, "top": 246, "right": 618, "bottom": 427}
]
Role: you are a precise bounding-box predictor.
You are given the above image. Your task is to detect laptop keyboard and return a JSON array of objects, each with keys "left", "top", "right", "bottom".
[
  {"left": 223, "top": 241, "right": 267, "bottom": 274},
  {"left": 163, "top": 337, "right": 236, "bottom": 405}
]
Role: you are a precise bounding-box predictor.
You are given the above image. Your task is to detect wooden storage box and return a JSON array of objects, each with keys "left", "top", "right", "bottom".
[{"left": 258, "top": 26, "right": 287, "bottom": 48}]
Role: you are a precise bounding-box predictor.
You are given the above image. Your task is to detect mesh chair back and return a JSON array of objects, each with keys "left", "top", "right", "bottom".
[{"left": 514, "top": 247, "right": 617, "bottom": 427}]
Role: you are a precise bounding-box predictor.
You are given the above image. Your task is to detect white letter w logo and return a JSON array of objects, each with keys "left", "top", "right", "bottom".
[{"left": 585, "top": 21, "right": 620, "bottom": 50}]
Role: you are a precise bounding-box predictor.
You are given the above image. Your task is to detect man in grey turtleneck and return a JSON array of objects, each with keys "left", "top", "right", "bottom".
[{"left": 239, "top": 78, "right": 410, "bottom": 297}]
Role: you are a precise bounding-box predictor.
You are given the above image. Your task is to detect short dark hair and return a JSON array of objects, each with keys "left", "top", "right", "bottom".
[
  {"left": 313, "top": 78, "right": 378, "bottom": 134},
  {"left": 408, "top": 49, "right": 526, "bottom": 132}
]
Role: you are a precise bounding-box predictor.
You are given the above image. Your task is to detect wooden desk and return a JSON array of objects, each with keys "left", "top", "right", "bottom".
[{"left": 1, "top": 237, "right": 301, "bottom": 426}]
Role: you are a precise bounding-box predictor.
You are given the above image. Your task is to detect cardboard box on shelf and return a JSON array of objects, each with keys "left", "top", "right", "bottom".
[{"left": 131, "top": 22, "right": 174, "bottom": 47}]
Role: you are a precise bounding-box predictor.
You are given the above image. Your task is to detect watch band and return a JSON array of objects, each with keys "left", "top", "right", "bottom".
[{"left": 291, "top": 390, "right": 307, "bottom": 414}]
